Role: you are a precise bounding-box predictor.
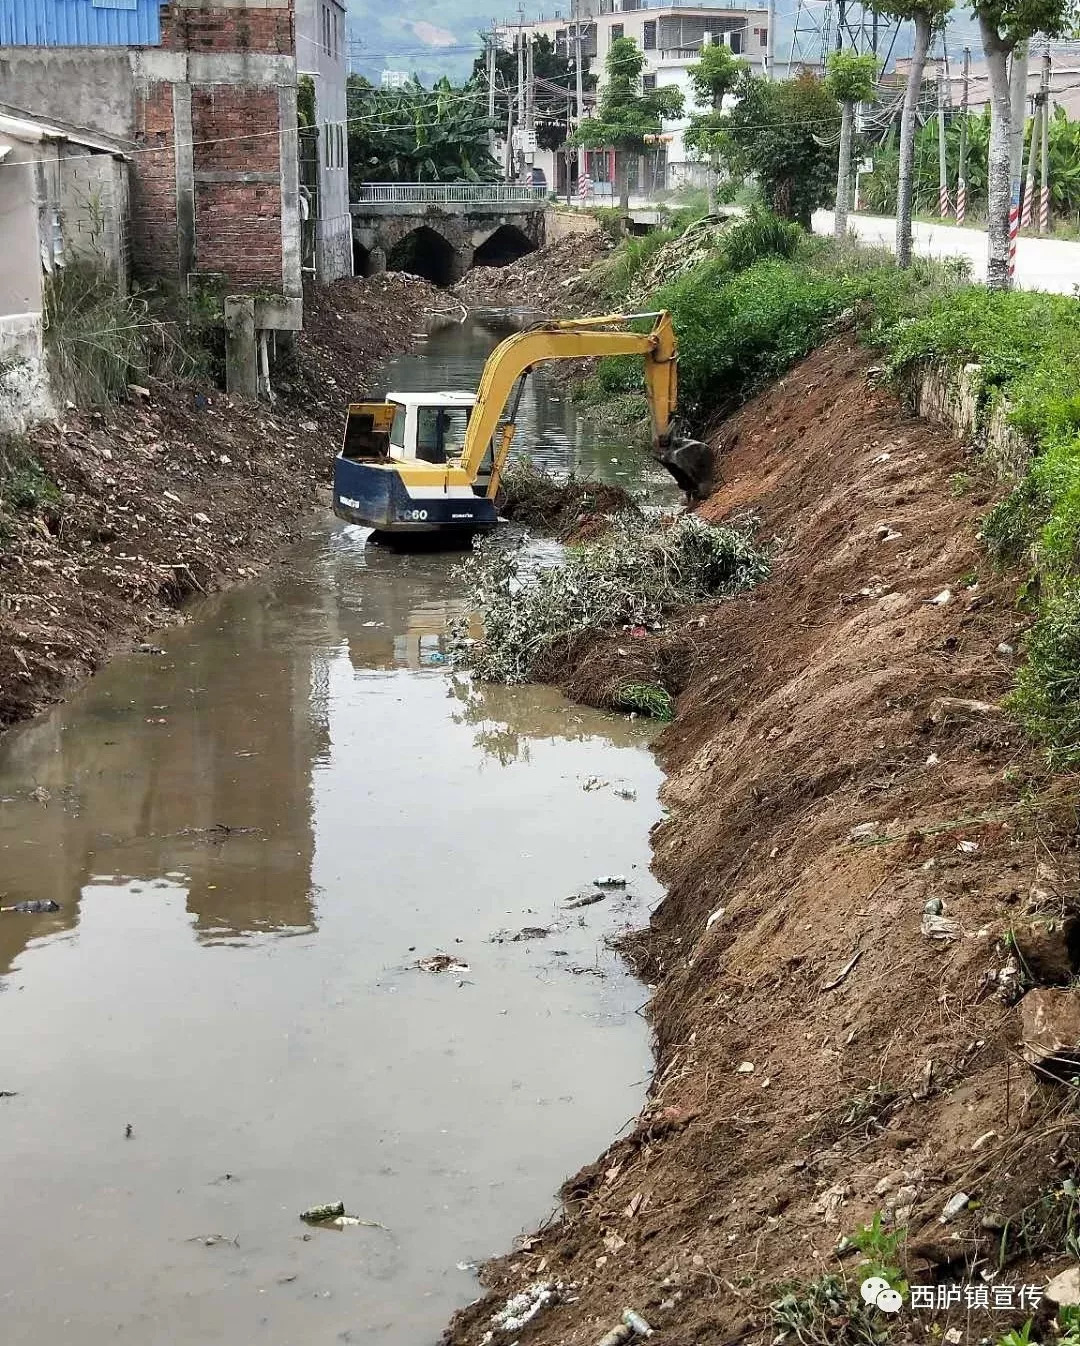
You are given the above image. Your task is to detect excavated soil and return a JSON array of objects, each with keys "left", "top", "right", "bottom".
[
  {"left": 453, "top": 233, "right": 611, "bottom": 312},
  {"left": 0, "top": 272, "right": 441, "bottom": 730},
  {"left": 445, "top": 341, "right": 1080, "bottom": 1346}
]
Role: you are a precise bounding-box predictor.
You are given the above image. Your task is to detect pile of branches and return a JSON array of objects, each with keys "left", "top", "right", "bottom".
[{"left": 455, "top": 511, "right": 770, "bottom": 686}]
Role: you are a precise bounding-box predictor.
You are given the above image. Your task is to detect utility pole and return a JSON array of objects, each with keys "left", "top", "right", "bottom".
[
  {"left": 515, "top": 6, "right": 526, "bottom": 181},
  {"left": 936, "top": 58, "right": 949, "bottom": 217},
  {"left": 1022, "top": 91, "right": 1041, "bottom": 227},
  {"left": 956, "top": 46, "right": 969, "bottom": 224},
  {"left": 525, "top": 24, "right": 535, "bottom": 182},
  {"left": 574, "top": 14, "right": 585, "bottom": 195},
  {"left": 766, "top": 0, "right": 775, "bottom": 78},
  {"left": 486, "top": 33, "right": 497, "bottom": 160},
  {"left": 1040, "top": 43, "right": 1052, "bottom": 233}
]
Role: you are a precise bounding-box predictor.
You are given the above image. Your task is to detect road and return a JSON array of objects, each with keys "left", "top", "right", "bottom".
[{"left": 813, "top": 210, "right": 1080, "bottom": 294}]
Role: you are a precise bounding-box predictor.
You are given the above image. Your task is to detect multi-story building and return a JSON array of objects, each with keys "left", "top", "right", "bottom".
[
  {"left": 496, "top": 0, "right": 770, "bottom": 195},
  {"left": 296, "top": 0, "right": 353, "bottom": 281}
]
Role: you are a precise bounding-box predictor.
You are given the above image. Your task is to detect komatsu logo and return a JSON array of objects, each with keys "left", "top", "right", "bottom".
[{"left": 339, "top": 496, "right": 360, "bottom": 508}]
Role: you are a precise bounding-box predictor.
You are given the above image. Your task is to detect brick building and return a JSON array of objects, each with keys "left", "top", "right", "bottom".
[{"left": 1, "top": 0, "right": 307, "bottom": 363}]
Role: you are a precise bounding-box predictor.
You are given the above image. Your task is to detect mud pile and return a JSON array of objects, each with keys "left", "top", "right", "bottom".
[
  {"left": 0, "top": 272, "right": 440, "bottom": 729},
  {"left": 446, "top": 342, "right": 1076, "bottom": 1345},
  {"left": 454, "top": 233, "right": 611, "bottom": 313}
]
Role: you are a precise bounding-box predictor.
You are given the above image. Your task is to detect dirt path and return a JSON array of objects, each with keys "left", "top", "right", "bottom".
[
  {"left": 0, "top": 273, "right": 441, "bottom": 730},
  {"left": 445, "top": 342, "right": 1076, "bottom": 1345}
]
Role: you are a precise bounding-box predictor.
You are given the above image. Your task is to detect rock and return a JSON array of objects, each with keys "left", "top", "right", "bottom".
[
  {"left": 929, "top": 696, "right": 999, "bottom": 724},
  {"left": 923, "top": 897, "right": 944, "bottom": 917},
  {"left": 1020, "top": 988, "right": 1080, "bottom": 1082},
  {"left": 1045, "top": 1267, "right": 1080, "bottom": 1307},
  {"left": 980, "top": 1211, "right": 1007, "bottom": 1230},
  {"left": 736, "top": 1061, "right": 755, "bottom": 1074},
  {"left": 848, "top": 821, "right": 882, "bottom": 843},
  {"left": 940, "top": 1192, "right": 970, "bottom": 1223},
  {"left": 997, "top": 642, "right": 1015, "bottom": 656}
]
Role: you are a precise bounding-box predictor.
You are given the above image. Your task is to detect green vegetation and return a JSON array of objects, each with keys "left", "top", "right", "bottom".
[
  {"left": 720, "top": 72, "right": 840, "bottom": 227},
  {"left": 345, "top": 75, "right": 499, "bottom": 188},
  {"left": 880, "top": 287, "right": 1080, "bottom": 761},
  {"left": 455, "top": 513, "right": 769, "bottom": 690},
  {"left": 42, "top": 263, "right": 211, "bottom": 407},
  {"left": 573, "top": 37, "right": 684, "bottom": 210},
  {"left": 613, "top": 683, "right": 674, "bottom": 720}
]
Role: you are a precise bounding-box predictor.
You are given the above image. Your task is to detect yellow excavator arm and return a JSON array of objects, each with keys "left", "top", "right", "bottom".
[{"left": 460, "top": 311, "right": 678, "bottom": 498}]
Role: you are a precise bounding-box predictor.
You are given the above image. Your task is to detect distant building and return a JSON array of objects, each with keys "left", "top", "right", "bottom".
[
  {"left": 296, "top": 0, "right": 353, "bottom": 281},
  {"left": 496, "top": 1, "right": 769, "bottom": 195},
  {"left": 0, "top": 108, "right": 130, "bottom": 429},
  {"left": 380, "top": 70, "right": 412, "bottom": 89}
]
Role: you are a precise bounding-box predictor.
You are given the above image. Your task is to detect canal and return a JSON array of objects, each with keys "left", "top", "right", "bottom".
[{"left": 0, "top": 312, "right": 666, "bottom": 1344}]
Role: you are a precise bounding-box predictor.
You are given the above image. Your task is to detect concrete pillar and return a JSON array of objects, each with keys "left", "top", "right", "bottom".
[
  {"left": 368, "top": 246, "right": 387, "bottom": 274},
  {"left": 450, "top": 246, "right": 474, "bottom": 283},
  {"left": 172, "top": 82, "right": 194, "bottom": 286},
  {"left": 224, "top": 296, "right": 257, "bottom": 400}
]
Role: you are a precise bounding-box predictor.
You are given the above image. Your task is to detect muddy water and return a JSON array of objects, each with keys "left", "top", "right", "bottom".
[{"left": 0, "top": 315, "right": 665, "bottom": 1345}]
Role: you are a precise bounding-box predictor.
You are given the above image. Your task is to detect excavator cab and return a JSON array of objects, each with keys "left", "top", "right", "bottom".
[{"left": 332, "top": 311, "right": 701, "bottom": 538}]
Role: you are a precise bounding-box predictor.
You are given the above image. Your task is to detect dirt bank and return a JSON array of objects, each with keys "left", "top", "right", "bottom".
[
  {"left": 453, "top": 233, "right": 611, "bottom": 312},
  {"left": 445, "top": 341, "right": 1077, "bottom": 1345},
  {"left": 0, "top": 272, "right": 441, "bottom": 730}
]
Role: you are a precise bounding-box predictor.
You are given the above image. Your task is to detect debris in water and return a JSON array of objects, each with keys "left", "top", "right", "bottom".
[
  {"left": 565, "top": 892, "right": 606, "bottom": 909},
  {"left": 512, "top": 927, "right": 551, "bottom": 941},
  {"left": 29, "top": 786, "right": 51, "bottom": 805},
  {"left": 613, "top": 786, "right": 637, "bottom": 801},
  {"left": 415, "top": 953, "right": 470, "bottom": 973},
  {"left": 582, "top": 776, "right": 608, "bottom": 792},
  {"left": 125, "top": 1123, "right": 133, "bottom": 1139},
  {"left": 332, "top": 1215, "right": 388, "bottom": 1230},
  {"left": 300, "top": 1201, "right": 345, "bottom": 1224},
  {"left": 1, "top": 899, "right": 61, "bottom": 914},
  {"left": 0, "top": 1091, "right": 18, "bottom": 1099},
  {"left": 187, "top": 1233, "right": 238, "bottom": 1246},
  {"left": 594, "top": 876, "right": 628, "bottom": 888}
]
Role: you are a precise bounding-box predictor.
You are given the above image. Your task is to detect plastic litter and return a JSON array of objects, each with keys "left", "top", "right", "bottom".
[
  {"left": 1, "top": 900, "right": 60, "bottom": 914},
  {"left": 300, "top": 1201, "right": 345, "bottom": 1224},
  {"left": 594, "top": 876, "right": 628, "bottom": 888}
]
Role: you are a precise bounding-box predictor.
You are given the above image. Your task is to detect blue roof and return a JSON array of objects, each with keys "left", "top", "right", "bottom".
[{"left": 0, "top": 0, "right": 161, "bottom": 46}]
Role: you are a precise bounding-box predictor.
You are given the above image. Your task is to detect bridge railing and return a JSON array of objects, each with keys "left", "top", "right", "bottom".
[{"left": 354, "top": 183, "right": 548, "bottom": 204}]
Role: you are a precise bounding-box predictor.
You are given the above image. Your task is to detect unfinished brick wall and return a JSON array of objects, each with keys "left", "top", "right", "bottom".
[
  {"left": 130, "top": 3, "right": 294, "bottom": 291},
  {"left": 131, "top": 80, "right": 179, "bottom": 280},
  {"left": 160, "top": 4, "right": 294, "bottom": 55}
]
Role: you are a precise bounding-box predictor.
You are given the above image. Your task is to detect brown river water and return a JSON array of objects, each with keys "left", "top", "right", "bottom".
[{"left": 0, "top": 312, "right": 671, "bottom": 1345}]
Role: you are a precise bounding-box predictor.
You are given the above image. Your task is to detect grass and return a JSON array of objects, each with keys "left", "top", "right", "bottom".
[{"left": 613, "top": 682, "right": 674, "bottom": 720}]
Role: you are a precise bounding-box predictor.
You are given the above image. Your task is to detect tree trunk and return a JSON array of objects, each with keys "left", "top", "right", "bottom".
[
  {"left": 1009, "top": 40, "right": 1028, "bottom": 194},
  {"left": 618, "top": 154, "right": 630, "bottom": 211},
  {"left": 979, "top": 14, "right": 1014, "bottom": 291},
  {"left": 835, "top": 98, "right": 853, "bottom": 238},
  {"left": 707, "top": 152, "right": 719, "bottom": 214},
  {"left": 896, "top": 10, "right": 931, "bottom": 268}
]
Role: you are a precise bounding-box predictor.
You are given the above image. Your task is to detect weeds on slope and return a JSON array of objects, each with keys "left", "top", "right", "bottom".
[
  {"left": 881, "top": 288, "right": 1080, "bottom": 763},
  {"left": 454, "top": 512, "right": 769, "bottom": 692}
]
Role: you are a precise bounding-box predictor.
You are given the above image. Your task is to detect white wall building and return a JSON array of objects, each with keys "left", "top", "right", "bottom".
[
  {"left": 296, "top": 0, "right": 353, "bottom": 281},
  {"left": 496, "top": 1, "right": 769, "bottom": 196}
]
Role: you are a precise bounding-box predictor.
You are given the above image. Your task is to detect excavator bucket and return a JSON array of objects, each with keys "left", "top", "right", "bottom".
[{"left": 659, "top": 436, "right": 713, "bottom": 502}]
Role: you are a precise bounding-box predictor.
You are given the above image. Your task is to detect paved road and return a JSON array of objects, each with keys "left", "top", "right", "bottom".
[{"left": 813, "top": 210, "right": 1080, "bottom": 294}]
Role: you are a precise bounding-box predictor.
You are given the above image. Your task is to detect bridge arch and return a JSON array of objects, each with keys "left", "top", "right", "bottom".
[
  {"left": 386, "top": 226, "right": 458, "bottom": 287},
  {"left": 471, "top": 223, "right": 536, "bottom": 268}
]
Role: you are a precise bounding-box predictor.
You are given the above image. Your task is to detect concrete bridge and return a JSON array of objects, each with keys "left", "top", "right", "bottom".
[{"left": 350, "top": 183, "right": 547, "bottom": 285}]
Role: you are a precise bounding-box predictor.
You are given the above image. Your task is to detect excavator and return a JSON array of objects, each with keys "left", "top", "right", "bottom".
[{"left": 332, "top": 311, "right": 710, "bottom": 538}]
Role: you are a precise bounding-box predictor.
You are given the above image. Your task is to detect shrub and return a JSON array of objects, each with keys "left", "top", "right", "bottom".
[{"left": 455, "top": 512, "right": 770, "bottom": 686}]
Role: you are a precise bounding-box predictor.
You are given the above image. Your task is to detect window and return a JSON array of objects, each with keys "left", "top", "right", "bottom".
[
  {"left": 610, "top": 22, "right": 623, "bottom": 40},
  {"left": 324, "top": 124, "right": 331, "bottom": 167},
  {"left": 337, "top": 123, "right": 344, "bottom": 168},
  {"left": 642, "top": 19, "right": 656, "bottom": 49},
  {"left": 642, "top": 73, "right": 656, "bottom": 91}
]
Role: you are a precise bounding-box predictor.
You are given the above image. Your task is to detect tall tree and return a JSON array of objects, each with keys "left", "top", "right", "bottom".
[
  {"left": 684, "top": 43, "right": 744, "bottom": 212},
  {"left": 573, "top": 36, "right": 684, "bottom": 208},
  {"left": 721, "top": 71, "right": 840, "bottom": 227},
  {"left": 872, "top": 0, "right": 953, "bottom": 267},
  {"left": 971, "top": 0, "right": 1073, "bottom": 290},
  {"left": 825, "top": 51, "right": 879, "bottom": 237}
]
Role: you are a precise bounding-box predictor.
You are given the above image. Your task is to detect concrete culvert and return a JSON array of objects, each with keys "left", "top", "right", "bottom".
[
  {"left": 472, "top": 224, "right": 536, "bottom": 269},
  {"left": 386, "top": 226, "right": 457, "bottom": 287}
]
